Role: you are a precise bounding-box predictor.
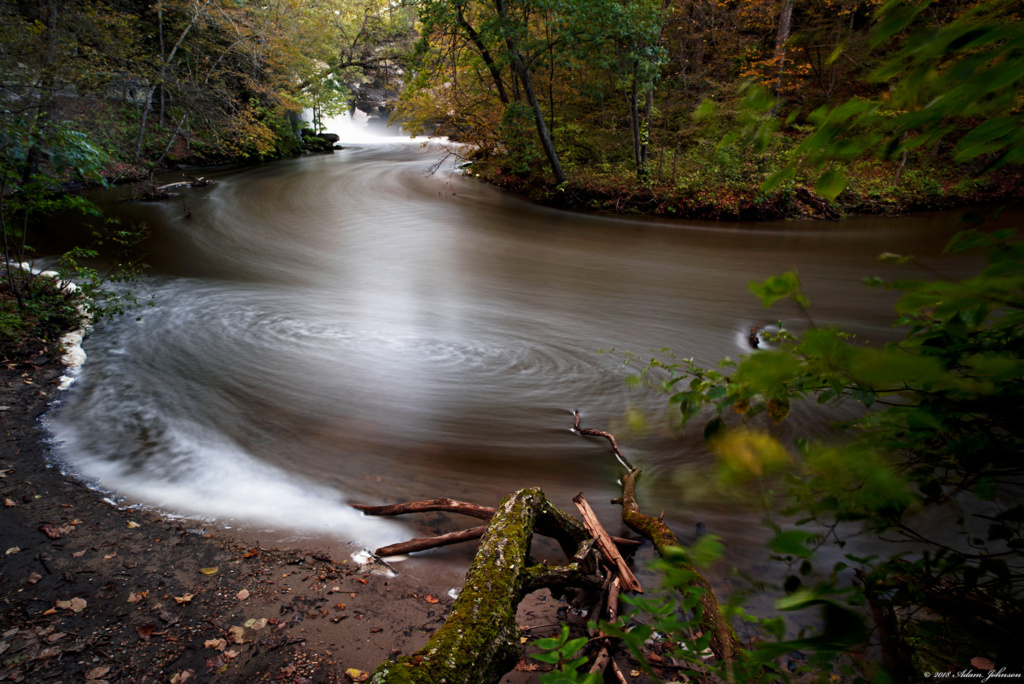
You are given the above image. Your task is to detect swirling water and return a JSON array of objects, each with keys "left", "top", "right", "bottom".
[{"left": 44, "top": 132, "right": 983, "bottom": 567}]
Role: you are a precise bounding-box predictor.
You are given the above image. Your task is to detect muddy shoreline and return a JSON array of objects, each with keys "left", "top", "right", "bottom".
[{"left": 0, "top": 362, "right": 585, "bottom": 683}]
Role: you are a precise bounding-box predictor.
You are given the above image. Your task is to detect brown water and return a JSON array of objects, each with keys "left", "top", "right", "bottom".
[{"left": 43, "top": 135, "right": 990, "bottom": 572}]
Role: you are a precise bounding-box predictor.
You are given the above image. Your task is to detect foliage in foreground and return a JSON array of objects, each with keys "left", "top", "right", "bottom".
[{"left": 570, "top": 220, "right": 1023, "bottom": 682}]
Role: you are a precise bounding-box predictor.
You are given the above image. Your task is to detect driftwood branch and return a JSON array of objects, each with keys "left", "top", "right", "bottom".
[
  {"left": 352, "top": 498, "right": 496, "bottom": 521},
  {"left": 572, "top": 493, "right": 642, "bottom": 593},
  {"left": 353, "top": 498, "right": 642, "bottom": 556},
  {"left": 375, "top": 526, "right": 488, "bottom": 557},
  {"left": 587, "top": 576, "right": 621, "bottom": 677},
  {"left": 572, "top": 411, "right": 743, "bottom": 663},
  {"left": 572, "top": 410, "right": 635, "bottom": 470}
]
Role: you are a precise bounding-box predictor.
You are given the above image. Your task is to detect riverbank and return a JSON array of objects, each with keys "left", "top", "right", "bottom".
[
  {"left": 0, "top": 359, "right": 580, "bottom": 683},
  {"left": 471, "top": 159, "right": 1024, "bottom": 222}
]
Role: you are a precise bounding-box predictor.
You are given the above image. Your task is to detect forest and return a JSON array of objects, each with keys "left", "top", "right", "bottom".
[
  {"left": 401, "top": 0, "right": 1022, "bottom": 218},
  {"left": 1, "top": 1, "right": 1023, "bottom": 683}
]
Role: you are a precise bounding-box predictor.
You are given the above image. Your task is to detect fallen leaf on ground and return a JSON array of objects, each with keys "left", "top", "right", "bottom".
[
  {"left": 227, "top": 625, "right": 248, "bottom": 644},
  {"left": 971, "top": 657, "right": 995, "bottom": 671},
  {"left": 41, "top": 524, "right": 62, "bottom": 539},
  {"left": 345, "top": 668, "right": 369, "bottom": 682},
  {"left": 85, "top": 666, "right": 110, "bottom": 680},
  {"left": 72, "top": 550, "right": 86, "bottom": 558},
  {"left": 4, "top": 498, "right": 14, "bottom": 507},
  {"left": 42, "top": 607, "right": 57, "bottom": 615},
  {"left": 127, "top": 521, "right": 141, "bottom": 529},
  {"left": 136, "top": 624, "right": 155, "bottom": 641},
  {"left": 425, "top": 595, "right": 439, "bottom": 604},
  {"left": 173, "top": 593, "right": 194, "bottom": 604},
  {"left": 27, "top": 572, "right": 41, "bottom": 585},
  {"left": 223, "top": 649, "right": 239, "bottom": 660},
  {"left": 244, "top": 618, "right": 268, "bottom": 630},
  {"left": 69, "top": 597, "right": 87, "bottom": 613},
  {"left": 46, "top": 632, "right": 66, "bottom": 643},
  {"left": 205, "top": 655, "right": 225, "bottom": 669},
  {"left": 205, "top": 638, "right": 227, "bottom": 651},
  {"left": 236, "top": 589, "right": 249, "bottom": 601},
  {"left": 170, "top": 669, "right": 194, "bottom": 684},
  {"left": 199, "top": 566, "right": 218, "bottom": 575},
  {"left": 103, "top": 552, "right": 116, "bottom": 560},
  {"left": 127, "top": 591, "right": 148, "bottom": 603},
  {"left": 242, "top": 549, "right": 259, "bottom": 558},
  {"left": 5, "top": 547, "right": 20, "bottom": 555}
]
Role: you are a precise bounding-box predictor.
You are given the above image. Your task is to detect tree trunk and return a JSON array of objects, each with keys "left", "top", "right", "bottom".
[
  {"left": 493, "top": 0, "right": 566, "bottom": 186},
  {"left": 773, "top": 0, "right": 795, "bottom": 100},
  {"left": 456, "top": 8, "right": 508, "bottom": 105},
  {"left": 369, "top": 488, "right": 595, "bottom": 684},
  {"left": 135, "top": 0, "right": 211, "bottom": 164},
  {"left": 22, "top": 0, "right": 60, "bottom": 184},
  {"left": 629, "top": 63, "right": 653, "bottom": 181}
]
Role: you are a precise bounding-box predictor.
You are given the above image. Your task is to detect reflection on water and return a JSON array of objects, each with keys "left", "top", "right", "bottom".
[{"left": 45, "top": 135, "right": 988, "bottom": 566}]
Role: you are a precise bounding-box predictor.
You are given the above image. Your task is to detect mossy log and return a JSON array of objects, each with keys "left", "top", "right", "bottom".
[
  {"left": 572, "top": 410, "right": 743, "bottom": 663},
  {"left": 370, "top": 487, "right": 598, "bottom": 684},
  {"left": 619, "top": 466, "right": 742, "bottom": 662}
]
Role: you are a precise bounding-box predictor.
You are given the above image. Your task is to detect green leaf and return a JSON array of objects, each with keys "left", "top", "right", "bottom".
[
  {"left": 749, "top": 271, "right": 804, "bottom": 309},
  {"left": 769, "top": 530, "right": 818, "bottom": 559},
  {"left": 560, "top": 637, "right": 589, "bottom": 658},
  {"left": 530, "top": 651, "right": 561, "bottom": 664},
  {"left": 814, "top": 170, "right": 846, "bottom": 200},
  {"left": 688, "top": 535, "right": 724, "bottom": 569}
]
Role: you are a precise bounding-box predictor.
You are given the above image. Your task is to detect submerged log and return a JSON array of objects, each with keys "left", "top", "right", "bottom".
[{"left": 370, "top": 487, "right": 597, "bottom": 684}]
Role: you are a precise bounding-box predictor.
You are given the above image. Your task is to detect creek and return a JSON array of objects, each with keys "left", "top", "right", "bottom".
[{"left": 43, "top": 124, "right": 990, "bottom": 574}]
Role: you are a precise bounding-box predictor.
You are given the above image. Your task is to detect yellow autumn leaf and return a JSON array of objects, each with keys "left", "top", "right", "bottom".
[
  {"left": 199, "top": 566, "right": 218, "bottom": 575},
  {"left": 711, "top": 428, "right": 792, "bottom": 482}
]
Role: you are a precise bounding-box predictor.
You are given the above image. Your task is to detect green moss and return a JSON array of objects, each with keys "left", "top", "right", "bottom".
[{"left": 371, "top": 488, "right": 547, "bottom": 684}]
